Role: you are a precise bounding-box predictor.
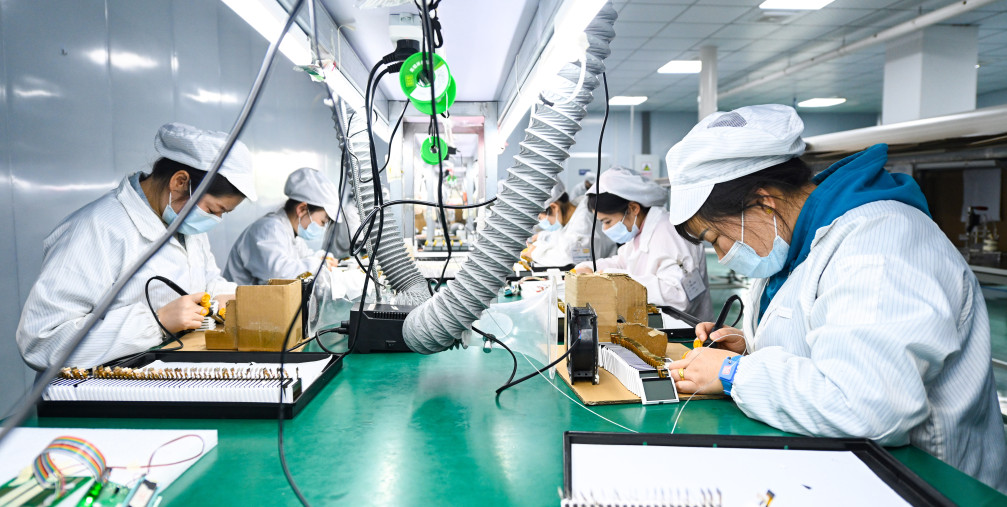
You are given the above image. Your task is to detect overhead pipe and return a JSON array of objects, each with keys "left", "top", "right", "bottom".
[
  {"left": 804, "top": 103, "right": 1007, "bottom": 154},
  {"left": 719, "top": 0, "right": 1000, "bottom": 99}
]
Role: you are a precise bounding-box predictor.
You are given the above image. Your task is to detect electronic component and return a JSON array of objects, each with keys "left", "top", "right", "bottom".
[
  {"left": 125, "top": 478, "right": 158, "bottom": 507},
  {"left": 566, "top": 304, "right": 599, "bottom": 384},
  {"left": 344, "top": 302, "right": 415, "bottom": 353}
]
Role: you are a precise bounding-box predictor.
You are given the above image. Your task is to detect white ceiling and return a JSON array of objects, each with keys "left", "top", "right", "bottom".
[
  {"left": 316, "top": 0, "right": 1007, "bottom": 115},
  {"left": 604, "top": 0, "right": 1007, "bottom": 113},
  {"left": 318, "top": 0, "right": 537, "bottom": 102}
]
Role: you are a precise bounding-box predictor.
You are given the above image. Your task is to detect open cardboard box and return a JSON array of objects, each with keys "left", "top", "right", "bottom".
[
  {"left": 204, "top": 279, "right": 304, "bottom": 352},
  {"left": 564, "top": 273, "right": 648, "bottom": 341}
]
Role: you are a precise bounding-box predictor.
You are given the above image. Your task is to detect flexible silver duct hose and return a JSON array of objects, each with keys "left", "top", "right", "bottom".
[
  {"left": 403, "top": 4, "right": 617, "bottom": 354},
  {"left": 342, "top": 102, "right": 431, "bottom": 304}
]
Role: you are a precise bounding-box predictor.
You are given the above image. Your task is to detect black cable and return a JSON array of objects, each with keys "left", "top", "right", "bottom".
[
  {"left": 495, "top": 339, "right": 579, "bottom": 395},
  {"left": 471, "top": 326, "right": 517, "bottom": 393},
  {"left": 348, "top": 58, "right": 392, "bottom": 353},
  {"left": 143, "top": 276, "right": 198, "bottom": 348},
  {"left": 416, "top": 0, "right": 453, "bottom": 291},
  {"left": 0, "top": 0, "right": 307, "bottom": 448},
  {"left": 360, "top": 105, "right": 407, "bottom": 184},
  {"left": 589, "top": 72, "right": 610, "bottom": 273}
]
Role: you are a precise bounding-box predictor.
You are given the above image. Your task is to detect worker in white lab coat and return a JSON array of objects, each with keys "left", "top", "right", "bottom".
[
  {"left": 16, "top": 123, "right": 256, "bottom": 370},
  {"left": 665, "top": 104, "right": 1007, "bottom": 493},
  {"left": 526, "top": 180, "right": 617, "bottom": 267},
  {"left": 567, "top": 172, "right": 595, "bottom": 204},
  {"left": 223, "top": 167, "right": 341, "bottom": 285},
  {"left": 573, "top": 167, "right": 711, "bottom": 322}
]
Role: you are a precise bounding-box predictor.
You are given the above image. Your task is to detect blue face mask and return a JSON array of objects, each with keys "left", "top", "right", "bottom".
[
  {"left": 719, "top": 213, "right": 789, "bottom": 279},
  {"left": 298, "top": 214, "right": 325, "bottom": 240},
  {"left": 538, "top": 215, "right": 561, "bottom": 232},
  {"left": 161, "top": 184, "right": 222, "bottom": 235},
  {"left": 603, "top": 210, "right": 639, "bottom": 244}
]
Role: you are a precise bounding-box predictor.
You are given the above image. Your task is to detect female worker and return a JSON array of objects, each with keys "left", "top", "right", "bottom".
[
  {"left": 573, "top": 167, "right": 711, "bottom": 322},
  {"left": 666, "top": 104, "right": 1006, "bottom": 493},
  {"left": 527, "top": 180, "right": 617, "bottom": 267},
  {"left": 224, "top": 167, "right": 340, "bottom": 285},
  {"left": 16, "top": 123, "right": 255, "bottom": 370}
]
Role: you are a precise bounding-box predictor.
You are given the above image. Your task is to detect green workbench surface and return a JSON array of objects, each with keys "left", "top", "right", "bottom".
[{"left": 28, "top": 347, "right": 1007, "bottom": 506}]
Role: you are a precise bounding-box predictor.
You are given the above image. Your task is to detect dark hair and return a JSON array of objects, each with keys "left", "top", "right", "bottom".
[
  {"left": 675, "top": 157, "right": 812, "bottom": 244},
  {"left": 283, "top": 199, "right": 325, "bottom": 215},
  {"left": 146, "top": 157, "right": 245, "bottom": 198},
  {"left": 587, "top": 193, "right": 650, "bottom": 215},
  {"left": 545, "top": 192, "right": 571, "bottom": 215}
]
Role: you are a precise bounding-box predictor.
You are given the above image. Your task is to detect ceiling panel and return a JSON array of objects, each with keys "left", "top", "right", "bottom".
[
  {"left": 675, "top": 5, "right": 752, "bottom": 24},
  {"left": 616, "top": 3, "right": 688, "bottom": 22},
  {"left": 616, "top": 21, "right": 671, "bottom": 38},
  {"left": 656, "top": 22, "right": 723, "bottom": 39}
]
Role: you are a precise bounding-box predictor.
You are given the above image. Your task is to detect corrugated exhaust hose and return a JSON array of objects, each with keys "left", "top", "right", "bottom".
[{"left": 403, "top": 4, "right": 618, "bottom": 354}]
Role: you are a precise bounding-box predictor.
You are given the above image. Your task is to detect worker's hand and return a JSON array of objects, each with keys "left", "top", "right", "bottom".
[
  {"left": 528, "top": 232, "right": 539, "bottom": 244},
  {"left": 694, "top": 323, "right": 747, "bottom": 354},
  {"left": 667, "top": 347, "right": 738, "bottom": 395},
  {"left": 158, "top": 293, "right": 208, "bottom": 334},
  {"left": 325, "top": 255, "right": 338, "bottom": 270},
  {"left": 574, "top": 265, "right": 594, "bottom": 274},
  {"left": 213, "top": 294, "right": 235, "bottom": 306}
]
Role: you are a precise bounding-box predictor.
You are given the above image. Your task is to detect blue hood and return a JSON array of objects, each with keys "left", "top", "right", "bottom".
[{"left": 759, "top": 143, "right": 931, "bottom": 320}]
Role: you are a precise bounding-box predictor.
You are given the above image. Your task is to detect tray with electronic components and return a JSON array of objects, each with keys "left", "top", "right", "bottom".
[{"left": 36, "top": 350, "right": 344, "bottom": 420}]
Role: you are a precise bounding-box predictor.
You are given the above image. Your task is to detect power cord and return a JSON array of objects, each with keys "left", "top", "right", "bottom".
[
  {"left": 495, "top": 339, "right": 580, "bottom": 395},
  {"left": 471, "top": 326, "right": 517, "bottom": 394},
  {"left": 589, "top": 72, "right": 610, "bottom": 272}
]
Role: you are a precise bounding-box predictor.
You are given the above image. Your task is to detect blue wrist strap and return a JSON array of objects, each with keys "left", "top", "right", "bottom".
[{"left": 719, "top": 356, "right": 742, "bottom": 396}]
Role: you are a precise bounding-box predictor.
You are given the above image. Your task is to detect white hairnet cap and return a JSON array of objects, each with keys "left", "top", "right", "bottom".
[
  {"left": 154, "top": 122, "right": 257, "bottom": 201},
  {"left": 664, "top": 104, "right": 805, "bottom": 225},
  {"left": 584, "top": 173, "right": 596, "bottom": 183},
  {"left": 284, "top": 167, "right": 341, "bottom": 220},
  {"left": 545, "top": 180, "right": 566, "bottom": 206},
  {"left": 587, "top": 166, "right": 667, "bottom": 208}
]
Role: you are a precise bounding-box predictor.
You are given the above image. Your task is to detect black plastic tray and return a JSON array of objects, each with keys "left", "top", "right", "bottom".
[
  {"left": 37, "top": 351, "right": 343, "bottom": 420},
  {"left": 563, "top": 432, "right": 953, "bottom": 507}
]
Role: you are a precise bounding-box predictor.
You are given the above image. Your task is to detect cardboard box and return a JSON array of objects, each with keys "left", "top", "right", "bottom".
[
  {"left": 565, "top": 273, "right": 648, "bottom": 341},
  {"left": 200, "top": 279, "right": 304, "bottom": 352},
  {"left": 205, "top": 300, "right": 238, "bottom": 350},
  {"left": 236, "top": 279, "right": 303, "bottom": 352}
]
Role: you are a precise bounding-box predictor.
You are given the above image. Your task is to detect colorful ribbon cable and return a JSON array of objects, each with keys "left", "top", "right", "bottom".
[{"left": 31, "top": 436, "right": 107, "bottom": 492}]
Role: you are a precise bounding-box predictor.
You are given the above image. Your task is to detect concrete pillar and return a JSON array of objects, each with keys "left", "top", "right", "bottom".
[
  {"left": 699, "top": 45, "right": 718, "bottom": 121},
  {"left": 882, "top": 25, "right": 978, "bottom": 124}
]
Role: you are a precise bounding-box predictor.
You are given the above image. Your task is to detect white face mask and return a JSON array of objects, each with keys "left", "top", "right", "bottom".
[
  {"left": 718, "top": 212, "right": 790, "bottom": 279},
  {"left": 603, "top": 209, "right": 639, "bottom": 244},
  {"left": 161, "top": 182, "right": 222, "bottom": 235},
  {"left": 297, "top": 213, "right": 325, "bottom": 240}
]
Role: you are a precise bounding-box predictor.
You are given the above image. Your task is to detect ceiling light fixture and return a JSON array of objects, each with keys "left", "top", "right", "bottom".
[
  {"left": 220, "top": 0, "right": 390, "bottom": 140},
  {"left": 609, "top": 96, "right": 648, "bottom": 106},
  {"left": 657, "top": 60, "right": 701, "bottom": 74},
  {"left": 797, "top": 97, "right": 846, "bottom": 108},
  {"left": 759, "top": 0, "right": 836, "bottom": 10},
  {"left": 497, "top": 0, "right": 609, "bottom": 151}
]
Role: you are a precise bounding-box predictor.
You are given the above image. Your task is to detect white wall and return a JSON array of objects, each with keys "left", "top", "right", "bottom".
[{"left": 0, "top": 0, "right": 346, "bottom": 416}]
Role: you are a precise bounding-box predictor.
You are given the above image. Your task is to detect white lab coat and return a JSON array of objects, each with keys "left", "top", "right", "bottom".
[
  {"left": 574, "top": 207, "right": 712, "bottom": 321},
  {"left": 531, "top": 201, "right": 617, "bottom": 267},
  {"left": 568, "top": 180, "right": 590, "bottom": 203},
  {"left": 733, "top": 201, "right": 1007, "bottom": 493},
  {"left": 223, "top": 209, "right": 319, "bottom": 285},
  {"left": 16, "top": 173, "right": 236, "bottom": 371}
]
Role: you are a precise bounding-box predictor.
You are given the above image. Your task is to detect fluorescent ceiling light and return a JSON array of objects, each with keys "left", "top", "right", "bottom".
[
  {"left": 609, "top": 96, "right": 647, "bottom": 106},
  {"left": 221, "top": 0, "right": 390, "bottom": 139},
  {"left": 797, "top": 97, "right": 846, "bottom": 108},
  {"left": 759, "top": 0, "right": 835, "bottom": 10},
  {"left": 497, "top": 0, "right": 608, "bottom": 151},
  {"left": 657, "top": 60, "right": 701, "bottom": 74},
  {"left": 221, "top": 0, "right": 311, "bottom": 65}
]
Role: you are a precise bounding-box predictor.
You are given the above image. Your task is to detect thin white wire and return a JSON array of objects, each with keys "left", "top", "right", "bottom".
[
  {"left": 517, "top": 350, "right": 638, "bottom": 433},
  {"left": 669, "top": 342, "right": 741, "bottom": 434}
]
